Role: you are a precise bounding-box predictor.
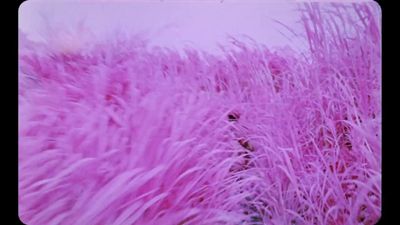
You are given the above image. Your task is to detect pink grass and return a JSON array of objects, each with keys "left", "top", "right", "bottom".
[{"left": 19, "top": 2, "right": 381, "bottom": 225}]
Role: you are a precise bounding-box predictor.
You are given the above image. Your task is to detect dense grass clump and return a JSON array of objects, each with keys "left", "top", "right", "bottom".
[{"left": 19, "top": 2, "right": 381, "bottom": 225}]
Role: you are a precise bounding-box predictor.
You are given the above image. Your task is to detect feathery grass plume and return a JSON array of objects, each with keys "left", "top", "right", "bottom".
[{"left": 19, "top": 2, "right": 381, "bottom": 225}]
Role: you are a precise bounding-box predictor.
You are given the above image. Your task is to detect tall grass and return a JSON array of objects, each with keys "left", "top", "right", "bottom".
[{"left": 19, "top": 2, "right": 381, "bottom": 225}]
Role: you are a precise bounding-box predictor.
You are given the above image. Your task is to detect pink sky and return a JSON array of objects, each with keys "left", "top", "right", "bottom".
[{"left": 18, "top": 1, "right": 320, "bottom": 53}]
